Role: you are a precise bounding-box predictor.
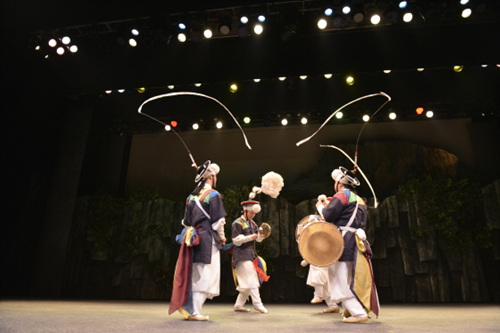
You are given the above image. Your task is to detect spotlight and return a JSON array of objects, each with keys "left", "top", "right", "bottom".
[
  {"left": 399, "top": 1, "right": 408, "bottom": 9},
  {"left": 219, "top": 24, "right": 231, "bottom": 35},
  {"left": 417, "top": 68, "right": 424, "bottom": 72},
  {"left": 317, "top": 18, "right": 328, "bottom": 30},
  {"left": 137, "top": 87, "right": 146, "bottom": 93},
  {"left": 342, "top": 6, "right": 351, "bottom": 15},
  {"left": 165, "top": 124, "right": 172, "bottom": 131},
  {"left": 389, "top": 112, "right": 397, "bottom": 120},
  {"left": 335, "top": 111, "right": 343, "bottom": 119},
  {"left": 362, "top": 115, "right": 370, "bottom": 122},
  {"left": 281, "top": 118, "right": 288, "bottom": 126},
  {"left": 253, "top": 24, "right": 264, "bottom": 35},
  {"left": 177, "top": 33, "right": 187, "bottom": 42},
  {"left": 192, "top": 123, "right": 199, "bottom": 130},
  {"left": 345, "top": 76, "right": 355, "bottom": 85},
  {"left": 178, "top": 23, "right": 186, "bottom": 30},
  {"left": 370, "top": 14, "right": 381, "bottom": 25},
  {"left": 461, "top": 8, "right": 472, "bottom": 18},
  {"left": 453, "top": 65, "right": 464, "bottom": 72},
  {"left": 69, "top": 45, "right": 78, "bottom": 53},
  {"left": 61, "top": 36, "right": 71, "bottom": 45},
  {"left": 203, "top": 29, "right": 213, "bottom": 38},
  {"left": 353, "top": 12, "right": 365, "bottom": 23},
  {"left": 56, "top": 46, "right": 65, "bottom": 55},
  {"left": 194, "top": 83, "right": 202, "bottom": 87},
  {"left": 403, "top": 12, "right": 413, "bottom": 22},
  {"left": 128, "top": 38, "right": 138, "bottom": 47},
  {"left": 243, "top": 117, "right": 251, "bottom": 124},
  {"left": 105, "top": 90, "right": 112, "bottom": 94},
  {"left": 299, "top": 75, "right": 307, "bottom": 80},
  {"left": 324, "top": 8, "right": 333, "bottom": 16},
  {"left": 460, "top": 0, "right": 470, "bottom": 5},
  {"left": 426, "top": 110, "right": 434, "bottom": 118},
  {"left": 170, "top": 120, "right": 178, "bottom": 128},
  {"left": 278, "top": 76, "right": 286, "bottom": 81},
  {"left": 118, "top": 89, "right": 125, "bottom": 93},
  {"left": 416, "top": 107, "right": 424, "bottom": 115},
  {"left": 253, "top": 78, "right": 261, "bottom": 82},
  {"left": 167, "top": 85, "right": 174, "bottom": 89},
  {"left": 48, "top": 39, "right": 57, "bottom": 47},
  {"left": 216, "top": 121, "right": 223, "bottom": 129},
  {"left": 324, "top": 73, "right": 333, "bottom": 79},
  {"left": 383, "top": 69, "right": 391, "bottom": 73},
  {"left": 230, "top": 83, "right": 238, "bottom": 93},
  {"left": 131, "top": 29, "right": 139, "bottom": 36},
  {"left": 240, "top": 16, "right": 249, "bottom": 24},
  {"left": 301, "top": 117, "right": 308, "bottom": 125},
  {"left": 258, "top": 15, "right": 266, "bottom": 23}
]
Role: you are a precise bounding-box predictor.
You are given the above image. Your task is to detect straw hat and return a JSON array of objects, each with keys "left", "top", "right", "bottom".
[
  {"left": 331, "top": 166, "right": 360, "bottom": 187},
  {"left": 194, "top": 160, "right": 220, "bottom": 182}
]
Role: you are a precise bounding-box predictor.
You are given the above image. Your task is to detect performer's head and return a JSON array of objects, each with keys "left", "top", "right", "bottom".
[
  {"left": 241, "top": 200, "right": 261, "bottom": 220},
  {"left": 192, "top": 160, "right": 220, "bottom": 194},
  {"left": 331, "top": 166, "right": 360, "bottom": 192}
]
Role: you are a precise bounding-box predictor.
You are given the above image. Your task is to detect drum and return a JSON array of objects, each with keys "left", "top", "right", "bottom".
[
  {"left": 296, "top": 215, "right": 344, "bottom": 267},
  {"left": 295, "top": 214, "right": 324, "bottom": 242}
]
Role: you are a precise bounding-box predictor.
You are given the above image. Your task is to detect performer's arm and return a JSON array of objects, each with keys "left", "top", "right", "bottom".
[
  {"left": 212, "top": 218, "right": 226, "bottom": 244},
  {"left": 322, "top": 192, "right": 347, "bottom": 223},
  {"left": 233, "top": 233, "right": 258, "bottom": 246}
]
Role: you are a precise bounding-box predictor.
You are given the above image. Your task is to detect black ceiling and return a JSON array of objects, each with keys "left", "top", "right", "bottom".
[{"left": 2, "top": 0, "right": 499, "bottom": 131}]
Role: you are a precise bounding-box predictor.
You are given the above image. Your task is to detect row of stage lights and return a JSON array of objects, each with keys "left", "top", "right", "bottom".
[
  {"left": 103, "top": 62, "right": 497, "bottom": 96},
  {"left": 170, "top": 0, "right": 478, "bottom": 44},
  {"left": 161, "top": 106, "right": 437, "bottom": 132},
  {"left": 34, "top": 0, "right": 482, "bottom": 54}
]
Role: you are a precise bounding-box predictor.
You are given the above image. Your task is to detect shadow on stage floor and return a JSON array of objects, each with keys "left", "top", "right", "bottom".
[{"left": 0, "top": 299, "right": 498, "bottom": 333}]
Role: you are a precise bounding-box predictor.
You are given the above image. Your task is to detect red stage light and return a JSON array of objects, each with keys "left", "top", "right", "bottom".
[
  {"left": 416, "top": 107, "right": 424, "bottom": 115},
  {"left": 170, "top": 120, "right": 178, "bottom": 128}
]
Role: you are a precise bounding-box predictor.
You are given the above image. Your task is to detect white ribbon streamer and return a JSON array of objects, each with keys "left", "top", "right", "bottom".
[
  {"left": 320, "top": 144, "right": 378, "bottom": 208},
  {"left": 138, "top": 91, "right": 252, "bottom": 150},
  {"left": 296, "top": 92, "right": 391, "bottom": 147}
]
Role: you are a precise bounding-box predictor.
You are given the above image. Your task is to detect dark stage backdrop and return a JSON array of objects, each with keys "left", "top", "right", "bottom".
[{"left": 125, "top": 119, "right": 476, "bottom": 202}]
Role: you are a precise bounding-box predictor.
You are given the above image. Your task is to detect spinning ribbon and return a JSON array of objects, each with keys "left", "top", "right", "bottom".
[
  {"left": 296, "top": 92, "right": 392, "bottom": 208},
  {"left": 138, "top": 91, "right": 252, "bottom": 168}
]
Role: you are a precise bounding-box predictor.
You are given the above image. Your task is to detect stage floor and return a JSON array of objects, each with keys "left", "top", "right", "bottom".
[{"left": 1, "top": 300, "right": 498, "bottom": 333}]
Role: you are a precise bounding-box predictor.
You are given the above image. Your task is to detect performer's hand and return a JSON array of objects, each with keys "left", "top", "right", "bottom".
[
  {"left": 220, "top": 237, "right": 227, "bottom": 245},
  {"left": 251, "top": 234, "right": 258, "bottom": 240}
]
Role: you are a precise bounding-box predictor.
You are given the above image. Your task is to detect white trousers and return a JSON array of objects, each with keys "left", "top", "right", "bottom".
[
  {"left": 234, "top": 260, "right": 264, "bottom": 308},
  {"left": 234, "top": 288, "right": 264, "bottom": 309},
  {"left": 191, "top": 240, "right": 221, "bottom": 315},
  {"left": 327, "top": 261, "right": 366, "bottom": 318}
]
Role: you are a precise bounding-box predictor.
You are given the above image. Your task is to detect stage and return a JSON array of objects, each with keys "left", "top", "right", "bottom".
[{"left": 1, "top": 300, "right": 498, "bottom": 332}]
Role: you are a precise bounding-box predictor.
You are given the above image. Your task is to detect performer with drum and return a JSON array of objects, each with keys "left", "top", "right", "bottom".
[
  {"left": 315, "top": 166, "right": 375, "bottom": 323},
  {"left": 231, "top": 199, "right": 270, "bottom": 314},
  {"left": 300, "top": 196, "right": 341, "bottom": 313}
]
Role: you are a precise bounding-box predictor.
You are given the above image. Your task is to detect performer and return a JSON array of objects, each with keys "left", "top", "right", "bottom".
[
  {"left": 231, "top": 199, "right": 269, "bottom": 314},
  {"left": 316, "top": 166, "right": 379, "bottom": 323},
  {"left": 301, "top": 261, "right": 341, "bottom": 312},
  {"left": 169, "top": 160, "right": 227, "bottom": 321}
]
